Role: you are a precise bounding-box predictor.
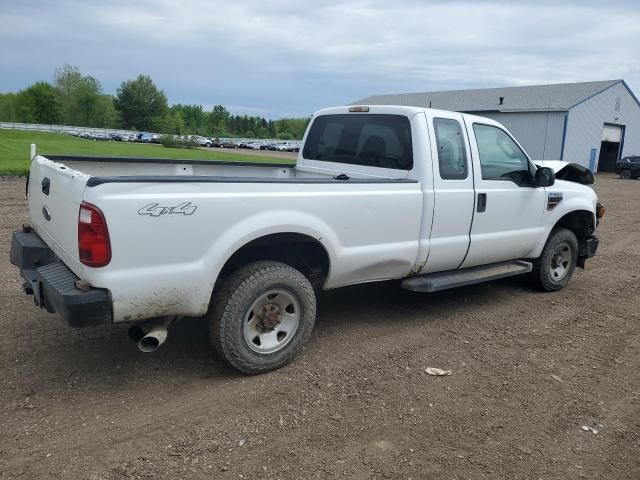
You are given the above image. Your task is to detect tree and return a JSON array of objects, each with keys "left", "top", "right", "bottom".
[
  {"left": 209, "top": 105, "right": 230, "bottom": 135},
  {"left": 0, "top": 93, "right": 19, "bottom": 122},
  {"left": 115, "top": 75, "right": 168, "bottom": 131},
  {"left": 54, "top": 64, "right": 103, "bottom": 126},
  {"left": 15, "top": 82, "right": 59, "bottom": 124},
  {"left": 92, "top": 95, "right": 119, "bottom": 128},
  {"left": 172, "top": 104, "right": 205, "bottom": 133},
  {"left": 168, "top": 111, "right": 186, "bottom": 134}
]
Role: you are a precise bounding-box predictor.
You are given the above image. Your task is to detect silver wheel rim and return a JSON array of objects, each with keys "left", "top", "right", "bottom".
[
  {"left": 621, "top": 170, "right": 631, "bottom": 179},
  {"left": 243, "top": 289, "right": 301, "bottom": 354},
  {"left": 549, "top": 242, "right": 572, "bottom": 281}
]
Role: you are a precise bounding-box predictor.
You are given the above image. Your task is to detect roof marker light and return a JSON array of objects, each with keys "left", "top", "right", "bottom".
[{"left": 349, "top": 106, "right": 370, "bottom": 112}]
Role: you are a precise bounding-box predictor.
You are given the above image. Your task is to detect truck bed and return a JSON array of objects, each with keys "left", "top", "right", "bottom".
[
  {"left": 43, "top": 155, "right": 410, "bottom": 183},
  {"left": 25, "top": 153, "right": 423, "bottom": 323}
]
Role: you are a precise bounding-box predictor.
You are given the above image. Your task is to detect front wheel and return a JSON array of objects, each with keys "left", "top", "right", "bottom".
[
  {"left": 208, "top": 261, "right": 316, "bottom": 374},
  {"left": 619, "top": 169, "right": 632, "bottom": 179},
  {"left": 530, "top": 228, "right": 578, "bottom": 292}
]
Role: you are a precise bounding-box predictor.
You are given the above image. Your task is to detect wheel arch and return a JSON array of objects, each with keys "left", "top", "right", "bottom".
[
  {"left": 552, "top": 209, "right": 595, "bottom": 241},
  {"left": 215, "top": 232, "right": 332, "bottom": 290},
  {"left": 531, "top": 208, "right": 595, "bottom": 267}
]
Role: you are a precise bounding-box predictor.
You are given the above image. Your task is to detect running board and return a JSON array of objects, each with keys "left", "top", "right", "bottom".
[{"left": 401, "top": 260, "right": 533, "bottom": 293}]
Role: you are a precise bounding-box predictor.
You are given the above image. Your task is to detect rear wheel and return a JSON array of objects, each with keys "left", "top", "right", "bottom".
[
  {"left": 619, "top": 169, "right": 632, "bottom": 179},
  {"left": 530, "top": 228, "right": 578, "bottom": 292},
  {"left": 208, "top": 261, "right": 316, "bottom": 374}
]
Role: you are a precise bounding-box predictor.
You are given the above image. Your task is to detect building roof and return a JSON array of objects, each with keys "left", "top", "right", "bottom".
[{"left": 354, "top": 80, "right": 623, "bottom": 113}]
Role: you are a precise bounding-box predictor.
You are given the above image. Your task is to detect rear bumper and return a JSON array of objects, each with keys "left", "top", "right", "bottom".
[{"left": 10, "top": 229, "right": 112, "bottom": 328}]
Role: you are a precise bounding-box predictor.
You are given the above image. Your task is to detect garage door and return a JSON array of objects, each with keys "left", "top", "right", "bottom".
[{"left": 602, "top": 124, "right": 623, "bottom": 142}]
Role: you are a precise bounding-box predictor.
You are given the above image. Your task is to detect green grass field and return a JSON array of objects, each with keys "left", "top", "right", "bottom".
[{"left": 0, "top": 130, "right": 293, "bottom": 175}]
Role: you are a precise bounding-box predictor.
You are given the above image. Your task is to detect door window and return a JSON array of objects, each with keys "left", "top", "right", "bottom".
[
  {"left": 434, "top": 118, "right": 468, "bottom": 180},
  {"left": 473, "top": 124, "right": 533, "bottom": 184}
]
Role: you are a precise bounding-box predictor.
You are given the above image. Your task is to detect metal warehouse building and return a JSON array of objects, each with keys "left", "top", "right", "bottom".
[{"left": 355, "top": 80, "right": 640, "bottom": 172}]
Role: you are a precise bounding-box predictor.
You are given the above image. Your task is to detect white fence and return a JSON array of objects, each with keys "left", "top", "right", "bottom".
[
  {"left": 0, "top": 122, "right": 302, "bottom": 146},
  {"left": 0, "top": 122, "right": 151, "bottom": 136}
]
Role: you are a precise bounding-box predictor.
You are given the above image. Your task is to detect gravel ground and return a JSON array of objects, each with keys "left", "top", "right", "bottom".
[{"left": 0, "top": 175, "right": 638, "bottom": 479}]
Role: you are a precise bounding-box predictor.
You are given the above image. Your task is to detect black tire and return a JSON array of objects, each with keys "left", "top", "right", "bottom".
[
  {"left": 208, "top": 261, "right": 316, "bottom": 374},
  {"left": 619, "top": 169, "right": 632, "bottom": 179},
  {"left": 530, "top": 228, "right": 578, "bottom": 292}
]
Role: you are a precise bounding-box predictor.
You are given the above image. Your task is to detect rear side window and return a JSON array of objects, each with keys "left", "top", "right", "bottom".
[
  {"left": 303, "top": 114, "right": 413, "bottom": 170},
  {"left": 434, "top": 118, "right": 468, "bottom": 179}
]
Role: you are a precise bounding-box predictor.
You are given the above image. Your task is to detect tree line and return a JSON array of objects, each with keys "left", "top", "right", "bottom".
[{"left": 0, "top": 65, "right": 310, "bottom": 139}]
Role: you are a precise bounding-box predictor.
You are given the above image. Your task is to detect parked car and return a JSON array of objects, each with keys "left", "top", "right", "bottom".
[
  {"left": 274, "top": 143, "right": 289, "bottom": 152},
  {"left": 132, "top": 133, "right": 153, "bottom": 143},
  {"left": 11, "top": 105, "right": 603, "bottom": 374},
  {"left": 615, "top": 156, "right": 640, "bottom": 179},
  {"left": 109, "top": 133, "right": 129, "bottom": 142},
  {"left": 219, "top": 139, "right": 239, "bottom": 149},
  {"left": 182, "top": 135, "right": 211, "bottom": 147}
]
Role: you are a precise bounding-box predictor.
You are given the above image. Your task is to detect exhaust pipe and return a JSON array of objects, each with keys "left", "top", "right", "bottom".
[{"left": 127, "top": 316, "right": 175, "bottom": 353}]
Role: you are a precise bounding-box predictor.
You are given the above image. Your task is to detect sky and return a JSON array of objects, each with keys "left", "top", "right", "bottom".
[{"left": 1, "top": 0, "right": 639, "bottom": 119}]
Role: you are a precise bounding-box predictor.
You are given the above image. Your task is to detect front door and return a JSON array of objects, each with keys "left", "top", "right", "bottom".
[{"left": 461, "top": 120, "right": 546, "bottom": 268}]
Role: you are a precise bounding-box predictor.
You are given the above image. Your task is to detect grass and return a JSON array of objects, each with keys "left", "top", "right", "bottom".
[{"left": 0, "top": 129, "right": 294, "bottom": 175}]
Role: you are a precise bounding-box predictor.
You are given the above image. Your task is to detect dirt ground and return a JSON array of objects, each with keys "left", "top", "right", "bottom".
[{"left": 1, "top": 175, "right": 638, "bottom": 480}]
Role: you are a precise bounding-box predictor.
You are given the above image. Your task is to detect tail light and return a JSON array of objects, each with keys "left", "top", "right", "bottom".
[{"left": 78, "top": 202, "right": 111, "bottom": 267}]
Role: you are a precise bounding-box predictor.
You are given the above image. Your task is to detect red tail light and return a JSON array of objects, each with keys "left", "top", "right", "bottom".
[{"left": 78, "top": 202, "right": 111, "bottom": 267}]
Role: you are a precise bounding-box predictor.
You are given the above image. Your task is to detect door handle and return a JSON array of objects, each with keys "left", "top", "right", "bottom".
[
  {"left": 41, "top": 177, "right": 50, "bottom": 196},
  {"left": 477, "top": 193, "right": 487, "bottom": 212}
]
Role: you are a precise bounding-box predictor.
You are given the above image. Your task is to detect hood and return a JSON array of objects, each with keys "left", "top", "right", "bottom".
[{"left": 534, "top": 160, "right": 594, "bottom": 185}]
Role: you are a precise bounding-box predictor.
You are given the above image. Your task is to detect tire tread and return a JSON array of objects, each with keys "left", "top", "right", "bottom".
[
  {"left": 530, "top": 228, "right": 578, "bottom": 292},
  {"left": 208, "top": 261, "right": 316, "bottom": 374}
]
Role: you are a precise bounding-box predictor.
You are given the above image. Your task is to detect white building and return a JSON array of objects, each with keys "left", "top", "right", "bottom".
[{"left": 355, "top": 80, "right": 640, "bottom": 172}]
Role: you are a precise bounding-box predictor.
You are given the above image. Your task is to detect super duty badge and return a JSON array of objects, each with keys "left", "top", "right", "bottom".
[{"left": 138, "top": 202, "right": 197, "bottom": 217}]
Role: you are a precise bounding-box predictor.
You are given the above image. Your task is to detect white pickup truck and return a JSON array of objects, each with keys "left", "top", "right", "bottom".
[{"left": 11, "top": 105, "right": 603, "bottom": 373}]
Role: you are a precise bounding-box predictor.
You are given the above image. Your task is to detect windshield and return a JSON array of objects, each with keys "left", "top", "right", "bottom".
[{"left": 303, "top": 114, "right": 413, "bottom": 170}]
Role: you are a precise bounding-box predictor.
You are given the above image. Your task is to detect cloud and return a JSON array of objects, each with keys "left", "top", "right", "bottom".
[{"left": 1, "top": 0, "right": 639, "bottom": 117}]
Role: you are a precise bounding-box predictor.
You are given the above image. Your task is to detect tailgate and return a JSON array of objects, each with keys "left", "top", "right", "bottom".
[{"left": 27, "top": 155, "right": 90, "bottom": 276}]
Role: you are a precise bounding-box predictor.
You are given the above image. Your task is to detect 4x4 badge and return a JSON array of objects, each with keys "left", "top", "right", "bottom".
[{"left": 138, "top": 202, "right": 197, "bottom": 217}]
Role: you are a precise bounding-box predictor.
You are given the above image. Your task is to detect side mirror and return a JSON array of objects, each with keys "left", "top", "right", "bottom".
[{"left": 535, "top": 167, "right": 555, "bottom": 187}]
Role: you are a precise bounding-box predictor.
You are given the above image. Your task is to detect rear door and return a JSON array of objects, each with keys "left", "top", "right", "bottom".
[
  {"left": 421, "top": 111, "right": 475, "bottom": 273},
  {"left": 461, "top": 120, "right": 545, "bottom": 268},
  {"left": 28, "top": 155, "right": 89, "bottom": 276}
]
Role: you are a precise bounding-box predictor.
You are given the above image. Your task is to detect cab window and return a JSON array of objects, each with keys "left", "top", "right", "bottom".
[
  {"left": 434, "top": 118, "right": 468, "bottom": 180},
  {"left": 302, "top": 114, "right": 413, "bottom": 170},
  {"left": 473, "top": 124, "right": 533, "bottom": 184}
]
